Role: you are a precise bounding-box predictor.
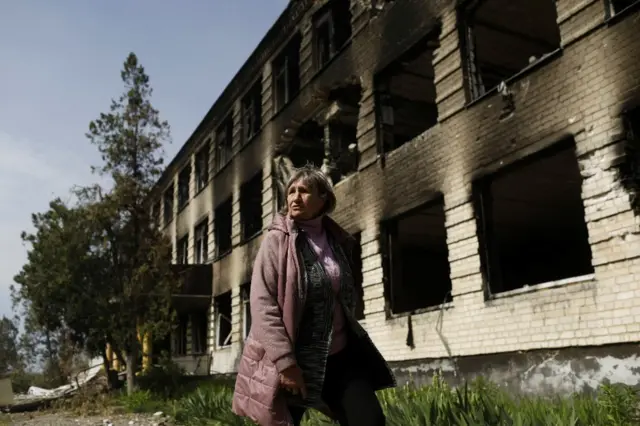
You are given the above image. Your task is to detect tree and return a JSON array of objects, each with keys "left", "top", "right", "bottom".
[
  {"left": 84, "top": 52, "right": 177, "bottom": 395},
  {"left": 13, "top": 53, "right": 178, "bottom": 395},
  {"left": 0, "top": 316, "right": 21, "bottom": 375}
]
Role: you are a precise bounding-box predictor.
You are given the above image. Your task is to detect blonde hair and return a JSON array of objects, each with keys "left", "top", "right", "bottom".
[{"left": 280, "top": 164, "right": 337, "bottom": 216}]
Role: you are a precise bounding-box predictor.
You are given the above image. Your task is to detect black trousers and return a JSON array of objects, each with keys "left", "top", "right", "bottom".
[{"left": 289, "top": 344, "right": 385, "bottom": 426}]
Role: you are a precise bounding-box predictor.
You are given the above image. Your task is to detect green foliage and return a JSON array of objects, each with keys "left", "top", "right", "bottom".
[
  {"left": 137, "top": 354, "right": 186, "bottom": 398},
  {"left": 116, "top": 389, "right": 166, "bottom": 414},
  {"left": 12, "top": 52, "right": 179, "bottom": 394},
  {"left": 0, "top": 316, "right": 21, "bottom": 375},
  {"left": 159, "top": 376, "right": 639, "bottom": 426}
]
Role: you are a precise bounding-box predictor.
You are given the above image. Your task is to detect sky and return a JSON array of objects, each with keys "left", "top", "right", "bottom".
[{"left": 0, "top": 0, "right": 288, "bottom": 321}]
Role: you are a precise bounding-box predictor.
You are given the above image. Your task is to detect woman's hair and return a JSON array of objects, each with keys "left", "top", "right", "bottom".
[{"left": 280, "top": 164, "right": 337, "bottom": 216}]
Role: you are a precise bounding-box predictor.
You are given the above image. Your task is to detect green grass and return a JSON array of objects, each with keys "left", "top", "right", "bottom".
[{"left": 115, "top": 375, "right": 640, "bottom": 426}]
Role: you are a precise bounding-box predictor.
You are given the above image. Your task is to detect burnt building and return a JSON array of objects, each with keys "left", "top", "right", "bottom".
[{"left": 149, "top": 0, "right": 640, "bottom": 393}]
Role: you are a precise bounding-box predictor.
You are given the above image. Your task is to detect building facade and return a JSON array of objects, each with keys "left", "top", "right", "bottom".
[{"left": 150, "top": 0, "right": 640, "bottom": 393}]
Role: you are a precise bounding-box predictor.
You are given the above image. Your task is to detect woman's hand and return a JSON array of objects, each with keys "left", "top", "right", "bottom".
[{"left": 279, "top": 365, "right": 307, "bottom": 399}]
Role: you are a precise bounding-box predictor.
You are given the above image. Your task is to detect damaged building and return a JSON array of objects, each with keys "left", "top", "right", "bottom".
[{"left": 145, "top": 0, "right": 640, "bottom": 394}]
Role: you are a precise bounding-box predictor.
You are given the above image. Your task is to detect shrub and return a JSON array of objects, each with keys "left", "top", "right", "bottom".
[{"left": 171, "top": 374, "right": 640, "bottom": 426}]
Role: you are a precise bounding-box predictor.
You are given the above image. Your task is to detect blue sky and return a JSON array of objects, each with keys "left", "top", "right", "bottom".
[{"left": 0, "top": 1, "right": 288, "bottom": 320}]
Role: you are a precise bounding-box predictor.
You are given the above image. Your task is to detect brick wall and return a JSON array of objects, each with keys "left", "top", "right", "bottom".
[{"left": 155, "top": 0, "right": 640, "bottom": 375}]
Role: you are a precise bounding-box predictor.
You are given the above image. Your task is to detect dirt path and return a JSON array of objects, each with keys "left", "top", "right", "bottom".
[{"left": 0, "top": 411, "right": 173, "bottom": 426}]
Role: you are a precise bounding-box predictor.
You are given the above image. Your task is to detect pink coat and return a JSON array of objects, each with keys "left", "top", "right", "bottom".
[{"left": 232, "top": 214, "right": 351, "bottom": 426}]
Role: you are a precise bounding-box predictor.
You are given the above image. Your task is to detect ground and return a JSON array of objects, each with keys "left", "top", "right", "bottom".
[{"left": 0, "top": 411, "right": 173, "bottom": 426}]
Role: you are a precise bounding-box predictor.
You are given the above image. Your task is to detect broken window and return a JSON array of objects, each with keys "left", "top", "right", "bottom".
[
  {"left": 173, "top": 314, "right": 188, "bottom": 356},
  {"left": 312, "top": 0, "right": 352, "bottom": 70},
  {"left": 176, "top": 234, "right": 189, "bottom": 264},
  {"left": 288, "top": 121, "right": 325, "bottom": 169},
  {"left": 241, "top": 284, "right": 251, "bottom": 339},
  {"left": 215, "top": 116, "right": 233, "bottom": 172},
  {"left": 215, "top": 292, "right": 232, "bottom": 348},
  {"left": 273, "top": 33, "right": 301, "bottom": 112},
  {"left": 474, "top": 140, "right": 594, "bottom": 295},
  {"left": 178, "top": 164, "right": 191, "bottom": 210},
  {"left": 191, "top": 312, "right": 208, "bottom": 354},
  {"left": 618, "top": 107, "right": 640, "bottom": 215},
  {"left": 241, "top": 81, "right": 263, "bottom": 144},
  {"left": 240, "top": 172, "right": 263, "bottom": 241},
  {"left": 461, "top": 0, "right": 561, "bottom": 100},
  {"left": 375, "top": 33, "right": 439, "bottom": 155},
  {"left": 214, "top": 197, "right": 233, "bottom": 258},
  {"left": 195, "top": 143, "right": 210, "bottom": 193},
  {"left": 194, "top": 220, "right": 209, "bottom": 264},
  {"left": 163, "top": 184, "right": 174, "bottom": 225},
  {"left": 608, "top": 0, "right": 639, "bottom": 15},
  {"left": 382, "top": 198, "right": 452, "bottom": 315},
  {"left": 151, "top": 201, "right": 161, "bottom": 229},
  {"left": 351, "top": 233, "right": 365, "bottom": 320}
]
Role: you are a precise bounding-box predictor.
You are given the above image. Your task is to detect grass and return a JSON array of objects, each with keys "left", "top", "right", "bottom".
[{"left": 109, "top": 374, "right": 640, "bottom": 426}]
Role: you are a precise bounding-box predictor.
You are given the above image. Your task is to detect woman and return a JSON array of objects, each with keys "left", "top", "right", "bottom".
[{"left": 232, "top": 165, "right": 396, "bottom": 426}]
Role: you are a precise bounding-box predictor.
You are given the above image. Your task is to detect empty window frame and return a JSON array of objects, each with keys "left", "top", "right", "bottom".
[
  {"left": 194, "top": 220, "right": 209, "bottom": 264},
  {"left": 312, "top": 0, "right": 353, "bottom": 70},
  {"left": 177, "top": 165, "right": 191, "bottom": 210},
  {"left": 241, "top": 284, "right": 252, "bottom": 339},
  {"left": 240, "top": 172, "right": 263, "bottom": 241},
  {"left": 215, "top": 292, "right": 232, "bottom": 348},
  {"left": 460, "top": 0, "right": 561, "bottom": 101},
  {"left": 375, "top": 33, "right": 439, "bottom": 155},
  {"left": 163, "top": 184, "right": 174, "bottom": 225},
  {"left": 382, "top": 198, "right": 452, "bottom": 315},
  {"left": 619, "top": 107, "right": 640, "bottom": 215},
  {"left": 608, "top": 0, "right": 640, "bottom": 16},
  {"left": 241, "top": 81, "right": 263, "bottom": 144},
  {"left": 474, "top": 140, "right": 594, "bottom": 296},
  {"left": 215, "top": 116, "right": 233, "bottom": 172},
  {"left": 151, "top": 201, "right": 161, "bottom": 228},
  {"left": 191, "top": 312, "right": 208, "bottom": 354},
  {"left": 176, "top": 234, "right": 189, "bottom": 264},
  {"left": 173, "top": 314, "right": 188, "bottom": 356},
  {"left": 351, "top": 233, "right": 365, "bottom": 320},
  {"left": 214, "top": 197, "right": 233, "bottom": 258},
  {"left": 195, "top": 143, "right": 210, "bottom": 193},
  {"left": 273, "top": 33, "right": 301, "bottom": 112}
]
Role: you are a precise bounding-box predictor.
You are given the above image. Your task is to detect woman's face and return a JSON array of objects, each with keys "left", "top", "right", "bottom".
[{"left": 287, "top": 178, "right": 326, "bottom": 220}]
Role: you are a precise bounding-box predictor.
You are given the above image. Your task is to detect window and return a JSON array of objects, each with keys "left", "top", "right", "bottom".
[
  {"left": 215, "top": 292, "right": 232, "bottom": 348},
  {"left": 241, "top": 284, "right": 251, "bottom": 339},
  {"left": 178, "top": 165, "right": 191, "bottom": 210},
  {"left": 194, "top": 220, "right": 209, "bottom": 264},
  {"left": 191, "top": 312, "right": 208, "bottom": 354},
  {"left": 382, "top": 198, "right": 452, "bottom": 315},
  {"left": 461, "top": 0, "right": 561, "bottom": 101},
  {"left": 151, "top": 201, "right": 161, "bottom": 228},
  {"left": 173, "top": 314, "right": 188, "bottom": 356},
  {"left": 375, "top": 33, "right": 439, "bottom": 155},
  {"left": 312, "top": 0, "right": 352, "bottom": 70},
  {"left": 618, "top": 107, "right": 640, "bottom": 215},
  {"left": 163, "top": 184, "right": 174, "bottom": 225},
  {"left": 474, "top": 139, "right": 594, "bottom": 296},
  {"left": 273, "top": 33, "right": 301, "bottom": 112},
  {"left": 214, "top": 198, "right": 233, "bottom": 257},
  {"left": 195, "top": 143, "right": 210, "bottom": 193},
  {"left": 241, "top": 81, "right": 263, "bottom": 144},
  {"left": 351, "top": 233, "right": 365, "bottom": 320},
  {"left": 608, "top": 0, "right": 639, "bottom": 16},
  {"left": 240, "top": 172, "right": 263, "bottom": 241},
  {"left": 177, "top": 234, "right": 189, "bottom": 264},
  {"left": 215, "top": 116, "right": 233, "bottom": 172}
]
